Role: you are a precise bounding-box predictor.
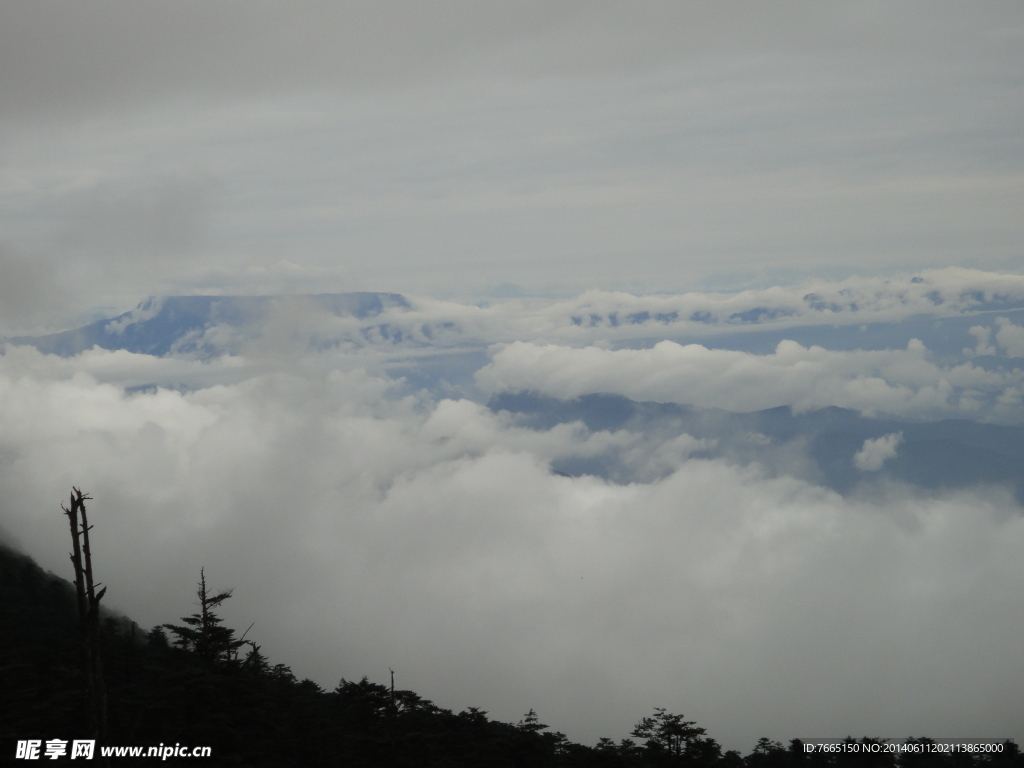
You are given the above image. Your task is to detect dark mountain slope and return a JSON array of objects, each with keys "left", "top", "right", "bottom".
[{"left": 2, "top": 535, "right": 1019, "bottom": 765}]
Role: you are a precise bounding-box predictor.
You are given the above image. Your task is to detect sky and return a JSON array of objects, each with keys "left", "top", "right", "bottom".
[
  {"left": 3, "top": 1, "right": 1024, "bottom": 330},
  {"left": 2, "top": 1, "right": 1024, "bottom": 752}
]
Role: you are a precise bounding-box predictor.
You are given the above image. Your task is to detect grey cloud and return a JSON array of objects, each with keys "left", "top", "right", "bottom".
[
  {"left": 0, "top": 2, "right": 592, "bottom": 123},
  {"left": 49, "top": 177, "right": 216, "bottom": 260},
  {"left": 1, "top": 175, "right": 220, "bottom": 310},
  {"left": 0, "top": 244, "right": 70, "bottom": 335},
  {"left": 3, "top": 2, "right": 1021, "bottom": 124},
  {"left": 3, "top": 20, "right": 1022, "bottom": 301}
]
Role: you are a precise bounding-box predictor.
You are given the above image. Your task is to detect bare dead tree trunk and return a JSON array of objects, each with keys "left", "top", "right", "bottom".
[
  {"left": 389, "top": 667, "right": 395, "bottom": 712},
  {"left": 62, "top": 487, "right": 108, "bottom": 747},
  {"left": 389, "top": 667, "right": 397, "bottom": 751}
]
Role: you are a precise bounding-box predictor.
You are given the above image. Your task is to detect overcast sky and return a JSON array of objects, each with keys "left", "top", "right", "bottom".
[
  {"left": 3, "top": 1, "right": 1024, "bottom": 331},
  {"left": 3, "top": 1, "right": 1024, "bottom": 753}
]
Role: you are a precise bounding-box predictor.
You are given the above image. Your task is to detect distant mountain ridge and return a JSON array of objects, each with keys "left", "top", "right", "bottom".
[{"left": 6, "top": 293, "right": 410, "bottom": 357}]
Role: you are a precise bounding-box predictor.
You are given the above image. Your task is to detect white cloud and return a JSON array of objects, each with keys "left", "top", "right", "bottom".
[
  {"left": 995, "top": 317, "right": 1024, "bottom": 358},
  {"left": 0, "top": 343, "right": 250, "bottom": 390},
  {"left": 966, "top": 325, "right": 996, "bottom": 357},
  {"left": 282, "top": 268, "right": 1024, "bottom": 348},
  {"left": 854, "top": 432, "right": 903, "bottom": 471},
  {"left": 476, "top": 337, "right": 1023, "bottom": 420},
  {"left": 1, "top": 347, "right": 1023, "bottom": 750}
]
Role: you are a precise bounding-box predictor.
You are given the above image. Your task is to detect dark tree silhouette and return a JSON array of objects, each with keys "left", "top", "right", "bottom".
[
  {"left": 632, "top": 707, "right": 723, "bottom": 765},
  {"left": 145, "top": 624, "right": 169, "bottom": 650},
  {"left": 62, "top": 487, "right": 109, "bottom": 749},
  {"left": 242, "top": 640, "right": 271, "bottom": 675},
  {"left": 632, "top": 708, "right": 705, "bottom": 755},
  {"left": 745, "top": 738, "right": 788, "bottom": 768},
  {"left": 518, "top": 708, "right": 549, "bottom": 735},
  {"left": 163, "top": 568, "right": 246, "bottom": 664}
]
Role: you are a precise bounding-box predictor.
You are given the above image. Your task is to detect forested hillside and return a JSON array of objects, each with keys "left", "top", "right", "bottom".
[{"left": 1, "top": 542, "right": 1020, "bottom": 767}]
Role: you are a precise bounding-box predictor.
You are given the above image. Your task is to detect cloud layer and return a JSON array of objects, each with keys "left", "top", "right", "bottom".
[
  {"left": 477, "top": 336, "right": 1024, "bottom": 422},
  {"left": 14, "top": 266, "right": 1024, "bottom": 353},
  {"left": 2, "top": 341, "right": 1022, "bottom": 749}
]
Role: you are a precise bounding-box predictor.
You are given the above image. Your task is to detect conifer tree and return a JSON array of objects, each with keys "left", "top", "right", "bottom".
[
  {"left": 631, "top": 707, "right": 717, "bottom": 761},
  {"left": 164, "top": 568, "right": 246, "bottom": 663},
  {"left": 242, "top": 641, "right": 270, "bottom": 675},
  {"left": 146, "top": 625, "right": 169, "bottom": 650}
]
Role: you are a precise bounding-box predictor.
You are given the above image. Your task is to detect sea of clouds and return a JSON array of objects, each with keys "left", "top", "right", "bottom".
[{"left": 2, "top": 268, "right": 1023, "bottom": 750}]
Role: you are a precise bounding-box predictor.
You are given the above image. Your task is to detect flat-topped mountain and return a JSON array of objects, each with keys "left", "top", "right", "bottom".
[{"left": 7, "top": 293, "right": 409, "bottom": 357}]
